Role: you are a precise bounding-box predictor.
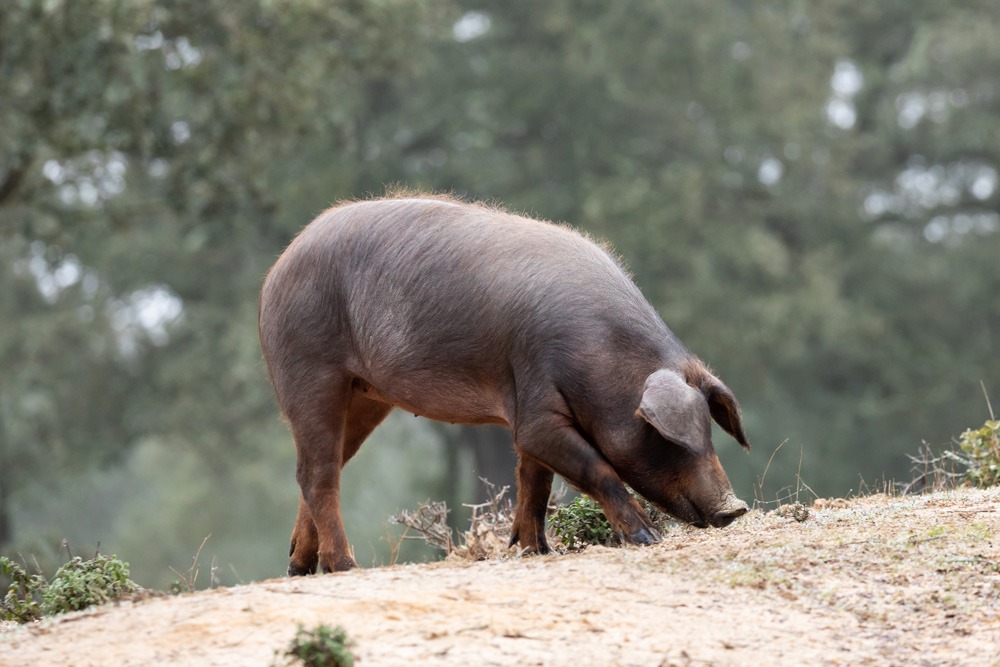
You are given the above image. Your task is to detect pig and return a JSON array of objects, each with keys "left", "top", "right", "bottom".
[{"left": 258, "top": 194, "right": 750, "bottom": 575}]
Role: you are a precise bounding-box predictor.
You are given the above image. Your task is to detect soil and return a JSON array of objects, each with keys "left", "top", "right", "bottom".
[{"left": 2, "top": 487, "right": 999, "bottom": 666}]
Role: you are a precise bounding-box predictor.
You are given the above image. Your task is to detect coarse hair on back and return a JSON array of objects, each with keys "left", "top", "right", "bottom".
[
  {"left": 327, "top": 186, "right": 634, "bottom": 279},
  {"left": 331, "top": 185, "right": 487, "bottom": 212}
]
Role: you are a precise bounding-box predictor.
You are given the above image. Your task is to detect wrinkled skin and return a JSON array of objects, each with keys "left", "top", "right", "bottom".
[{"left": 259, "top": 195, "right": 750, "bottom": 574}]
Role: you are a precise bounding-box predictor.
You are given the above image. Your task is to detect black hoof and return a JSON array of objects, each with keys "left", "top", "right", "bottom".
[
  {"left": 519, "top": 540, "right": 551, "bottom": 556},
  {"left": 627, "top": 526, "right": 661, "bottom": 546},
  {"left": 510, "top": 527, "right": 551, "bottom": 554},
  {"left": 288, "top": 562, "right": 317, "bottom": 577},
  {"left": 508, "top": 530, "right": 520, "bottom": 549},
  {"left": 319, "top": 556, "right": 357, "bottom": 573}
]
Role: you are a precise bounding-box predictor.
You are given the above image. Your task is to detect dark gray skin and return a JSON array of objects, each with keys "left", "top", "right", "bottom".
[{"left": 259, "top": 195, "right": 750, "bottom": 575}]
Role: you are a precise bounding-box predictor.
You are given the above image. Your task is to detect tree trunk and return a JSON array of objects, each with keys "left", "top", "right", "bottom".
[
  {"left": 434, "top": 424, "right": 518, "bottom": 531},
  {"left": 463, "top": 425, "right": 517, "bottom": 503},
  {"left": 441, "top": 431, "right": 463, "bottom": 532}
]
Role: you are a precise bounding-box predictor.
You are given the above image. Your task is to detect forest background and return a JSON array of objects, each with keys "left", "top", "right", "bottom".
[{"left": 2, "top": 0, "right": 998, "bottom": 589}]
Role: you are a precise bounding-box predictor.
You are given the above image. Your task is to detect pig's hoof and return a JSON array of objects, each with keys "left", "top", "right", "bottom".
[
  {"left": 626, "top": 526, "right": 661, "bottom": 546},
  {"left": 509, "top": 524, "right": 551, "bottom": 555},
  {"left": 519, "top": 540, "right": 551, "bottom": 556},
  {"left": 287, "top": 562, "right": 317, "bottom": 577},
  {"left": 318, "top": 552, "right": 357, "bottom": 573}
]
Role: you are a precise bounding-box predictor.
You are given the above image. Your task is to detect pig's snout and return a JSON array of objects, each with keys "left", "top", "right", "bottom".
[{"left": 709, "top": 496, "right": 749, "bottom": 528}]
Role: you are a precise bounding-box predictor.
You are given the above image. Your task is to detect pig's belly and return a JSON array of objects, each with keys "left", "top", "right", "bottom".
[{"left": 351, "top": 374, "right": 512, "bottom": 427}]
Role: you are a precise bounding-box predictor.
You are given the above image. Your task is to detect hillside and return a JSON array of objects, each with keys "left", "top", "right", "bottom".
[{"left": 2, "top": 488, "right": 999, "bottom": 666}]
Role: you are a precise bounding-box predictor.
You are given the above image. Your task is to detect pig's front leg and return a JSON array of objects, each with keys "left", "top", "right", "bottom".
[
  {"left": 516, "top": 415, "right": 660, "bottom": 546},
  {"left": 510, "top": 454, "right": 554, "bottom": 553}
]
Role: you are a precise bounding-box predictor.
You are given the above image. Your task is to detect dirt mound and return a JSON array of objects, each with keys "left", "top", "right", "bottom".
[{"left": 3, "top": 488, "right": 999, "bottom": 666}]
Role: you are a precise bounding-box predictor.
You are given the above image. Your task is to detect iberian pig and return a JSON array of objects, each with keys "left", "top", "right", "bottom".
[{"left": 259, "top": 195, "right": 750, "bottom": 574}]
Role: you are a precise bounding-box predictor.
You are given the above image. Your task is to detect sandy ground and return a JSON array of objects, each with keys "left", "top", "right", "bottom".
[{"left": 2, "top": 487, "right": 999, "bottom": 666}]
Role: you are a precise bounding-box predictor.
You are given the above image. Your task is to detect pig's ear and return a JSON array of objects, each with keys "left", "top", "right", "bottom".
[
  {"left": 683, "top": 359, "right": 751, "bottom": 451},
  {"left": 703, "top": 378, "right": 750, "bottom": 451},
  {"left": 636, "top": 370, "right": 710, "bottom": 454}
]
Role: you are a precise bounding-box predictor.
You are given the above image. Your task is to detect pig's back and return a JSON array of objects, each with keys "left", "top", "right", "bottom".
[
  {"left": 260, "top": 196, "right": 676, "bottom": 423},
  {"left": 317, "top": 197, "right": 658, "bottom": 342}
]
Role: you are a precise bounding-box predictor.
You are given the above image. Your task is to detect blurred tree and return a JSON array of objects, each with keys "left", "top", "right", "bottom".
[
  {"left": 3, "top": 0, "right": 998, "bottom": 581},
  {"left": 0, "top": 0, "right": 452, "bottom": 554},
  {"left": 339, "top": 0, "right": 999, "bottom": 496}
]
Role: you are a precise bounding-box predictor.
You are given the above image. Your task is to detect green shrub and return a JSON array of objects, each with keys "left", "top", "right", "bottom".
[
  {"left": 1, "top": 553, "right": 138, "bottom": 622},
  {"left": 284, "top": 624, "right": 356, "bottom": 667},
  {"left": 42, "top": 555, "right": 139, "bottom": 615},
  {"left": 549, "top": 495, "right": 615, "bottom": 549},
  {"left": 959, "top": 419, "right": 1000, "bottom": 488},
  {"left": 1, "top": 557, "right": 45, "bottom": 622}
]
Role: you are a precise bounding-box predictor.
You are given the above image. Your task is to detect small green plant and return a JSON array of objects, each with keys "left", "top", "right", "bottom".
[
  {"left": 1, "top": 557, "right": 45, "bottom": 622},
  {"left": 42, "top": 554, "right": 138, "bottom": 615},
  {"left": 283, "top": 624, "right": 356, "bottom": 667},
  {"left": 958, "top": 419, "right": 1000, "bottom": 488},
  {"left": 1, "top": 551, "right": 138, "bottom": 622},
  {"left": 549, "top": 495, "right": 615, "bottom": 549}
]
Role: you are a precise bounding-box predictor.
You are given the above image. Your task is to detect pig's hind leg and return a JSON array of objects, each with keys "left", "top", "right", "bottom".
[
  {"left": 340, "top": 391, "right": 393, "bottom": 465},
  {"left": 287, "top": 379, "right": 392, "bottom": 575}
]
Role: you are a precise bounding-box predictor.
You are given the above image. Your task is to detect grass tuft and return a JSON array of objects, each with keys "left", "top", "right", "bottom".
[{"left": 282, "top": 624, "right": 355, "bottom": 667}]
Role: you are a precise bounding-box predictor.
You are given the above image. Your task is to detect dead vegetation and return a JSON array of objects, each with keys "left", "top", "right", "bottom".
[
  {"left": 387, "top": 480, "right": 521, "bottom": 562},
  {"left": 389, "top": 480, "right": 572, "bottom": 562},
  {"left": 902, "top": 392, "right": 1000, "bottom": 495}
]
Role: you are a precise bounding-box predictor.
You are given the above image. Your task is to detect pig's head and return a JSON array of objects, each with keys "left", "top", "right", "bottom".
[{"left": 627, "top": 365, "right": 750, "bottom": 529}]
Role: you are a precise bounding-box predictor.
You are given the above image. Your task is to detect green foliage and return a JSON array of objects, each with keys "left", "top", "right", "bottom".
[
  {"left": 958, "top": 420, "right": 1000, "bottom": 488},
  {"left": 0, "top": 557, "right": 45, "bottom": 622},
  {"left": 42, "top": 554, "right": 138, "bottom": 616},
  {"left": 283, "top": 624, "right": 355, "bottom": 667},
  {"left": 550, "top": 496, "right": 615, "bottom": 550},
  {"left": 0, "top": 553, "right": 137, "bottom": 622}
]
